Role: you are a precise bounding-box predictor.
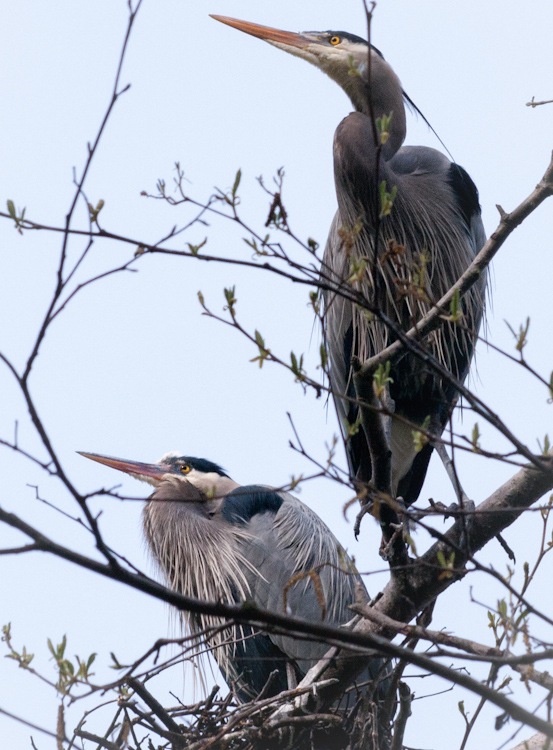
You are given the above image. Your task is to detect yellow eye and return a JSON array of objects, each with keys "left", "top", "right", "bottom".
[
  {"left": 180, "top": 464, "right": 191, "bottom": 475},
  {"left": 330, "top": 36, "right": 340, "bottom": 46}
]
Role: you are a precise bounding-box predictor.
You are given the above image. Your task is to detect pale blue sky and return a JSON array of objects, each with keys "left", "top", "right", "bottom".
[{"left": 1, "top": 1, "right": 553, "bottom": 747}]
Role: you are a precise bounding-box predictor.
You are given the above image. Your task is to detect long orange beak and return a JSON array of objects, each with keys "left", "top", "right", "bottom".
[
  {"left": 78, "top": 452, "right": 172, "bottom": 481},
  {"left": 210, "top": 15, "right": 311, "bottom": 50}
]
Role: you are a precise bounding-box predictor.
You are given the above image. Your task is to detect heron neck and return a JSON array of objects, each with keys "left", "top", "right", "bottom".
[
  {"left": 344, "top": 61, "right": 406, "bottom": 160},
  {"left": 142, "top": 497, "right": 250, "bottom": 600}
]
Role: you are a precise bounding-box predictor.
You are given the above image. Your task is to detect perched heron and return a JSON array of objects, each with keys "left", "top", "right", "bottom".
[
  {"left": 211, "top": 16, "right": 486, "bottom": 505},
  {"left": 80, "top": 451, "right": 386, "bottom": 703}
]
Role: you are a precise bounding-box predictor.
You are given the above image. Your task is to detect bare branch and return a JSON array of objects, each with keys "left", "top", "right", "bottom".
[
  {"left": 312, "top": 453, "right": 553, "bottom": 726},
  {"left": 391, "top": 681, "right": 412, "bottom": 750},
  {"left": 361, "top": 151, "right": 553, "bottom": 374},
  {"left": 3, "top": 450, "right": 553, "bottom": 738}
]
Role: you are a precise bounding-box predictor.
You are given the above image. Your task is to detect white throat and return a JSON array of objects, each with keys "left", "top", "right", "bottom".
[{"left": 185, "top": 469, "right": 240, "bottom": 498}]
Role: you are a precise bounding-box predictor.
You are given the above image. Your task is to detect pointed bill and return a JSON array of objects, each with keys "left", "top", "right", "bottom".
[
  {"left": 210, "top": 15, "right": 311, "bottom": 50},
  {"left": 78, "top": 452, "right": 172, "bottom": 481}
]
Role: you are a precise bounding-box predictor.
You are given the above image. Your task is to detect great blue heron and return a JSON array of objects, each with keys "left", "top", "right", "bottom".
[
  {"left": 80, "top": 451, "right": 386, "bottom": 703},
  {"left": 211, "top": 16, "right": 486, "bottom": 505}
]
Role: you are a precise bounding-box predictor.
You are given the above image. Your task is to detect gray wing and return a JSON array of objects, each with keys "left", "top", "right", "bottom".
[
  {"left": 237, "top": 490, "right": 362, "bottom": 670},
  {"left": 221, "top": 486, "right": 388, "bottom": 700}
]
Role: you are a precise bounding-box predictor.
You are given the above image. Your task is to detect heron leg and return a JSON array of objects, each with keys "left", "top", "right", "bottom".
[
  {"left": 433, "top": 440, "right": 475, "bottom": 555},
  {"left": 434, "top": 440, "right": 469, "bottom": 508},
  {"left": 381, "top": 388, "right": 395, "bottom": 449},
  {"left": 435, "top": 440, "right": 516, "bottom": 560}
]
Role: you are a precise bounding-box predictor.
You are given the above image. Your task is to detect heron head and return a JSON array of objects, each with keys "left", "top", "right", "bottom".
[
  {"left": 78, "top": 451, "right": 240, "bottom": 500},
  {"left": 210, "top": 15, "right": 403, "bottom": 124}
]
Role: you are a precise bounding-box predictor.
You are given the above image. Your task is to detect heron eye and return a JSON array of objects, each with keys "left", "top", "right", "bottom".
[
  {"left": 330, "top": 36, "right": 341, "bottom": 45},
  {"left": 180, "top": 464, "right": 191, "bottom": 475}
]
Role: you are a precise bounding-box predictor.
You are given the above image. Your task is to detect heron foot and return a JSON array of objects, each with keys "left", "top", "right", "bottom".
[{"left": 459, "top": 498, "right": 475, "bottom": 556}]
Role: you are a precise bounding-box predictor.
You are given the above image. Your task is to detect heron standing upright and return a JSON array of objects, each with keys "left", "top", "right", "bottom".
[
  {"left": 211, "top": 16, "right": 486, "bottom": 505},
  {"left": 80, "top": 451, "right": 387, "bottom": 704}
]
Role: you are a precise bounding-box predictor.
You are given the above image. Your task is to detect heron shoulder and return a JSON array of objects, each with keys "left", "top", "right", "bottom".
[
  {"left": 224, "top": 487, "right": 353, "bottom": 574},
  {"left": 391, "top": 146, "right": 482, "bottom": 222},
  {"left": 221, "top": 484, "right": 284, "bottom": 526},
  {"left": 390, "top": 145, "right": 452, "bottom": 176}
]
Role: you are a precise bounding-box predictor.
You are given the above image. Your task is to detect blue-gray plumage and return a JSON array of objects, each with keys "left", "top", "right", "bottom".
[
  {"left": 79, "top": 451, "right": 387, "bottom": 703},
  {"left": 211, "top": 16, "right": 487, "bottom": 505}
]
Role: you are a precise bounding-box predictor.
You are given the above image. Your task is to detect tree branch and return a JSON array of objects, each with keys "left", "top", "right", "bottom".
[
  {"left": 2, "top": 451, "right": 553, "bottom": 739},
  {"left": 311, "top": 452, "right": 553, "bottom": 725},
  {"left": 360, "top": 151, "right": 553, "bottom": 374}
]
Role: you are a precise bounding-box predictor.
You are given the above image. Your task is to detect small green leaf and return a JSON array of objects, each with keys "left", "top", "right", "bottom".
[
  {"left": 497, "top": 676, "right": 512, "bottom": 691},
  {"left": 6, "top": 199, "right": 27, "bottom": 233},
  {"left": 379, "top": 181, "right": 397, "bottom": 218},
  {"left": 61, "top": 659, "right": 74, "bottom": 676},
  {"left": 309, "top": 290, "right": 321, "bottom": 315},
  {"left": 110, "top": 652, "right": 123, "bottom": 670},
  {"left": 345, "top": 415, "right": 362, "bottom": 438},
  {"left": 348, "top": 257, "right": 367, "bottom": 284},
  {"left": 338, "top": 217, "right": 363, "bottom": 257},
  {"left": 290, "top": 351, "right": 305, "bottom": 381},
  {"left": 319, "top": 343, "right": 328, "bottom": 370},
  {"left": 232, "top": 168, "right": 242, "bottom": 198},
  {"left": 514, "top": 609, "right": 529, "bottom": 628},
  {"left": 471, "top": 423, "right": 481, "bottom": 451},
  {"left": 505, "top": 317, "right": 530, "bottom": 356},
  {"left": 449, "top": 288, "right": 462, "bottom": 322},
  {"left": 223, "top": 286, "right": 237, "bottom": 316},
  {"left": 523, "top": 561, "right": 529, "bottom": 587},
  {"left": 250, "top": 330, "right": 270, "bottom": 368},
  {"left": 376, "top": 112, "right": 394, "bottom": 145},
  {"left": 372, "top": 360, "right": 393, "bottom": 399},
  {"left": 307, "top": 237, "right": 319, "bottom": 253},
  {"left": 88, "top": 199, "right": 105, "bottom": 224},
  {"left": 538, "top": 434, "right": 551, "bottom": 456},
  {"left": 288, "top": 474, "right": 303, "bottom": 491},
  {"left": 244, "top": 236, "right": 268, "bottom": 256},
  {"left": 187, "top": 237, "right": 207, "bottom": 256},
  {"left": 412, "top": 415, "right": 431, "bottom": 453},
  {"left": 358, "top": 305, "right": 374, "bottom": 322},
  {"left": 436, "top": 549, "right": 455, "bottom": 579},
  {"left": 412, "top": 250, "right": 430, "bottom": 296}
]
